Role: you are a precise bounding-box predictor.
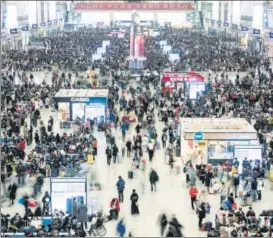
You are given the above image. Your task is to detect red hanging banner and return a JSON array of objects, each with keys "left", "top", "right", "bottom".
[{"left": 73, "top": 2, "right": 195, "bottom": 11}]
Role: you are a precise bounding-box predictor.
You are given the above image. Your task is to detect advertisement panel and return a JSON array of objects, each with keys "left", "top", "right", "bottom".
[
  {"left": 85, "top": 104, "right": 106, "bottom": 123},
  {"left": 169, "top": 53, "right": 180, "bottom": 62},
  {"left": 134, "top": 35, "right": 145, "bottom": 58},
  {"left": 162, "top": 72, "right": 205, "bottom": 82},
  {"left": 130, "top": 26, "right": 134, "bottom": 58}
]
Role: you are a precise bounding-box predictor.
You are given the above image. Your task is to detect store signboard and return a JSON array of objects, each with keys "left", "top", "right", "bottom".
[
  {"left": 185, "top": 132, "right": 257, "bottom": 141},
  {"left": 224, "top": 22, "right": 229, "bottom": 27},
  {"left": 22, "top": 26, "right": 29, "bottom": 31},
  {"left": 253, "top": 29, "right": 260, "bottom": 35},
  {"left": 232, "top": 24, "right": 238, "bottom": 30},
  {"left": 10, "top": 28, "right": 18, "bottom": 34},
  {"left": 194, "top": 132, "right": 204, "bottom": 141},
  {"left": 241, "top": 26, "right": 248, "bottom": 32},
  {"left": 217, "top": 21, "right": 222, "bottom": 27},
  {"left": 40, "top": 22, "right": 46, "bottom": 27},
  {"left": 85, "top": 104, "right": 106, "bottom": 123},
  {"left": 32, "top": 24, "right": 38, "bottom": 29}
]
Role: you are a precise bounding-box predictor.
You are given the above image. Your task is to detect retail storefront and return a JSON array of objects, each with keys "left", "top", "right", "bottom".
[
  {"left": 162, "top": 71, "right": 205, "bottom": 99},
  {"left": 53, "top": 89, "right": 108, "bottom": 122},
  {"left": 180, "top": 118, "right": 258, "bottom": 166}
]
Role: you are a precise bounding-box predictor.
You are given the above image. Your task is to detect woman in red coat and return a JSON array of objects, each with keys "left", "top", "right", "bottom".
[
  {"left": 110, "top": 198, "right": 120, "bottom": 220},
  {"left": 19, "top": 139, "right": 26, "bottom": 151}
]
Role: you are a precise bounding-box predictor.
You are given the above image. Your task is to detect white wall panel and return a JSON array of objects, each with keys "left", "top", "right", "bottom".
[
  {"left": 6, "top": 3, "right": 17, "bottom": 28},
  {"left": 158, "top": 12, "right": 187, "bottom": 26},
  {"left": 232, "top": 1, "right": 241, "bottom": 24},
  {"left": 252, "top": 4, "right": 264, "bottom": 29},
  {"left": 81, "top": 12, "right": 110, "bottom": 25}
]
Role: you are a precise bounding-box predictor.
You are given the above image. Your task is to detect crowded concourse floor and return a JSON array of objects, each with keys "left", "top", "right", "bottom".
[{"left": 1, "top": 71, "right": 273, "bottom": 237}]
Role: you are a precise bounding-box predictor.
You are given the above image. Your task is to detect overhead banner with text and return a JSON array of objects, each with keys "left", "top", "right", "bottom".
[{"left": 73, "top": 2, "right": 195, "bottom": 11}]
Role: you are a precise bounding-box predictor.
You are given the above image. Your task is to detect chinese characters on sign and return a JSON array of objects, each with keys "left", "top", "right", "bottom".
[{"left": 73, "top": 2, "right": 195, "bottom": 11}]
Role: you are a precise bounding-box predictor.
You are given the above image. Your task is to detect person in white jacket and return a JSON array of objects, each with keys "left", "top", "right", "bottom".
[
  {"left": 257, "top": 178, "right": 264, "bottom": 200},
  {"left": 219, "top": 183, "right": 227, "bottom": 206}
]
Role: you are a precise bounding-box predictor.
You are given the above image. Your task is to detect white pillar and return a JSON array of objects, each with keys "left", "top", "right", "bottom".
[
  {"left": 212, "top": 1, "right": 219, "bottom": 21},
  {"left": 232, "top": 1, "right": 241, "bottom": 25}
]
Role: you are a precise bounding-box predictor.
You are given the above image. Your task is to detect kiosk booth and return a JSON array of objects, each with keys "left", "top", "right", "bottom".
[
  {"left": 162, "top": 71, "right": 205, "bottom": 99},
  {"left": 180, "top": 118, "right": 259, "bottom": 167},
  {"left": 53, "top": 89, "right": 108, "bottom": 122}
]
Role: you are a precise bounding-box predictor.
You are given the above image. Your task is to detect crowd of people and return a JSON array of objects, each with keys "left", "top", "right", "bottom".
[{"left": 1, "top": 23, "right": 273, "bottom": 237}]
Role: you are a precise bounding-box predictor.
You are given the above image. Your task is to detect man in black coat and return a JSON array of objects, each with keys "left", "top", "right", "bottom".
[{"left": 149, "top": 168, "right": 159, "bottom": 192}]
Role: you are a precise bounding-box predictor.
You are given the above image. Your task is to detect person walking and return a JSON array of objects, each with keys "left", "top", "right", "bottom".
[
  {"left": 197, "top": 202, "right": 206, "bottom": 229},
  {"left": 149, "top": 168, "right": 159, "bottom": 192},
  {"left": 8, "top": 182, "right": 17, "bottom": 206},
  {"left": 116, "top": 218, "right": 126, "bottom": 237},
  {"left": 106, "top": 146, "right": 112, "bottom": 166},
  {"left": 116, "top": 176, "right": 125, "bottom": 203},
  {"left": 219, "top": 183, "right": 227, "bottom": 206},
  {"left": 77, "top": 200, "right": 88, "bottom": 230},
  {"left": 112, "top": 144, "right": 119, "bottom": 163},
  {"left": 189, "top": 185, "right": 199, "bottom": 210},
  {"left": 130, "top": 189, "right": 139, "bottom": 215},
  {"left": 72, "top": 197, "right": 78, "bottom": 217}
]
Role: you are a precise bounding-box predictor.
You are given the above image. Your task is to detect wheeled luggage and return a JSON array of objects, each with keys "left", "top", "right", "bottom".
[{"left": 66, "top": 198, "right": 73, "bottom": 214}]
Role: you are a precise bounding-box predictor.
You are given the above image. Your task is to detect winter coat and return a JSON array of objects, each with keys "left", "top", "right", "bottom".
[
  {"left": 116, "top": 178, "right": 125, "bottom": 192},
  {"left": 72, "top": 200, "right": 78, "bottom": 217},
  {"left": 149, "top": 170, "right": 159, "bottom": 183},
  {"left": 77, "top": 204, "right": 88, "bottom": 222},
  {"left": 8, "top": 184, "right": 17, "bottom": 200}
]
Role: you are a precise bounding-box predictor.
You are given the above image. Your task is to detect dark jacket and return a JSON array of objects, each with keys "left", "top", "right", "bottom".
[
  {"left": 116, "top": 178, "right": 125, "bottom": 192},
  {"left": 149, "top": 170, "right": 159, "bottom": 183},
  {"left": 112, "top": 145, "right": 119, "bottom": 156},
  {"left": 77, "top": 204, "right": 88, "bottom": 222},
  {"left": 8, "top": 183, "right": 17, "bottom": 200}
]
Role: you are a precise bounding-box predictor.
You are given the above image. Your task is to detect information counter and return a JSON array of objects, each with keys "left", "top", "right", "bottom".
[{"left": 180, "top": 118, "right": 258, "bottom": 166}]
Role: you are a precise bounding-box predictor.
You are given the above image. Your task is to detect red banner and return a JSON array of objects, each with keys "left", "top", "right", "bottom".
[
  {"left": 162, "top": 72, "right": 205, "bottom": 82},
  {"left": 73, "top": 2, "right": 195, "bottom": 11}
]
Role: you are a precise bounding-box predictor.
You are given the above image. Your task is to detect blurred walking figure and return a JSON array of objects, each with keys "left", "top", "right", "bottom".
[
  {"left": 116, "top": 218, "right": 126, "bottom": 237},
  {"left": 149, "top": 168, "right": 159, "bottom": 192},
  {"left": 157, "top": 212, "right": 168, "bottom": 236}
]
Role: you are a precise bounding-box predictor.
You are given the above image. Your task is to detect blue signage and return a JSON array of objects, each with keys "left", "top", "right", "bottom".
[
  {"left": 217, "top": 21, "right": 222, "bottom": 26},
  {"left": 211, "top": 20, "right": 215, "bottom": 24},
  {"left": 32, "top": 24, "right": 38, "bottom": 29},
  {"left": 47, "top": 21, "right": 52, "bottom": 26},
  {"left": 224, "top": 22, "right": 229, "bottom": 27},
  {"left": 40, "top": 22, "right": 46, "bottom": 27},
  {"left": 21, "top": 26, "right": 29, "bottom": 31},
  {"left": 269, "top": 32, "right": 273, "bottom": 39},
  {"left": 206, "top": 19, "right": 209, "bottom": 23},
  {"left": 10, "top": 28, "right": 17, "bottom": 34},
  {"left": 194, "top": 132, "right": 204, "bottom": 141},
  {"left": 241, "top": 26, "right": 248, "bottom": 32},
  {"left": 253, "top": 29, "right": 260, "bottom": 35},
  {"left": 53, "top": 20, "right": 58, "bottom": 24},
  {"left": 232, "top": 24, "right": 238, "bottom": 29}
]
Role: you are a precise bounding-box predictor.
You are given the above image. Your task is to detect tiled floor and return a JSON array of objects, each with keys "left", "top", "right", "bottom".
[{"left": 2, "top": 71, "right": 273, "bottom": 237}]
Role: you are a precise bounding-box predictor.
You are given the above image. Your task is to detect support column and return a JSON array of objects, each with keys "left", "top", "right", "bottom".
[
  {"left": 109, "top": 11, "right": 114, "bottom": 26},
  {"left": 154, "top": 11, "right": 158, "bottom": 26}
]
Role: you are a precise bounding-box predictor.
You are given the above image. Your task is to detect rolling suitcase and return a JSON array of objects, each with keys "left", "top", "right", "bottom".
[
  {"left": 128, "top": 170, "right": 133, "bottom": 179},
  {"left": 66, "top": 198, "right": 73, "bottom": 214}
]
